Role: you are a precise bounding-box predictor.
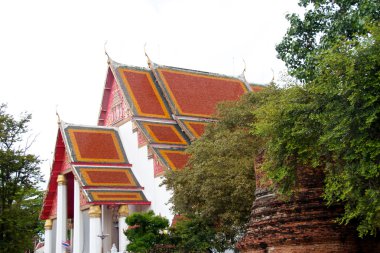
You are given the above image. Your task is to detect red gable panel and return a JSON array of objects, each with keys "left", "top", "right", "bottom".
[
  {"left": 40, "top": 130, "right": 65, "bottom": 220},
  {"left": 98, "top": 67, "right": 130, "bottom": 126}
]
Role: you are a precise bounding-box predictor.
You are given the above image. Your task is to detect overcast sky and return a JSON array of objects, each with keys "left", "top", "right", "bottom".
[{"left": 0, "top": 0, "right": 302, "bottom": 184}]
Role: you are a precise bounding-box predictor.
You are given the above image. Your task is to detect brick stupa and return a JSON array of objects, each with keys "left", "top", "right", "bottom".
[{"left": 237, "top": 157, "right": 380, "bottom": 253}]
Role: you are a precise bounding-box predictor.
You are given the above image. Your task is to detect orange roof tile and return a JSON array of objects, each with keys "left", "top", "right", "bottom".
[
  {"left": 153, "top": 147, "right": 190, "bottom": 171},
  {"left": 177, "top": 119, "right": 209, "bottom": 140},
  {"left": 85, "top": 189, "right": 149, "bottom": 204},
  {"left": 72, "top": 165, "right": 141, "bottom": 188},
  {"left": 136, "top": 121, "right": 189, "bottom": 146},
  {"left": 154, "top": 67, "right": 249, "bottom": 118},
  {"left": 41, "top": 123, "right": 150, "bottom": 220},
  {"left": 249, "top": 84, "right": 265, "bottom": 92},
  {"left": 98, "top": 61, "right": 255, "bottom": 175},
  {"left": 63, "top": 125, "right": 129, "bottom": 164},
  {"left": 113, "top": 65, "right": 171, "bottom": 119}
]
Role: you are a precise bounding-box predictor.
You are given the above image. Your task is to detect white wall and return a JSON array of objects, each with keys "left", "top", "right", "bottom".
[
  {"left": 118, "top": 121, "right": 174, "bottom": 223},
  {"left": 82, "top": 210, "right": 90, "bottom": 253}
]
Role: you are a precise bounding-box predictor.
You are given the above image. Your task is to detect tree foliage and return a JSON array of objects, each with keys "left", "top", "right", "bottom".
[
  {"left": 276, "top": 0, "right": 380, "bottom": 81},
  {"left": 0, "top": 104, "right": 44, "bottom": 252},
  {"left": 125, "top": 212, "right": 219, "bottom": 253},
  {"left": 125, "top": 211, "right": 172, "bottom": 253},
  {"left": 170, "top": 216, "right": 216, "bottom": 252},
  {"left": 274, "top": 0, "right": 380, "bottom": 235},
  {"left": 163, "top": 1, "right": 380, "bottom": 244},
  {"left": 255, "top": 25, "right": 380, "bottom": 236},
  {"left": 164, "top": 93, "right": 265, "bottom": 250}
]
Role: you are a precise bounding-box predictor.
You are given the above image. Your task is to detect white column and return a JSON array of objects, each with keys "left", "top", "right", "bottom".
[
  {"left": 89, "top": 205, "right": 102, "bottom": 253},
  {"left": 118, "top": 205, "right": 129, "bottom": 253},
  {"left": 73, "top": 180, "right": 83, "bottom": 253},
  {"left": 44, "top": 219, "right": 53, "bottom": 253},
  {"left": 55, "top": 175, "right": 67, "bottom": 253}
]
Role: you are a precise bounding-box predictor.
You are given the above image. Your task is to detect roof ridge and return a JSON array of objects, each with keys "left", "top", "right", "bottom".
[
  {"left": 62, "top": 121, "right": 119, "bottom": 131},
  {"left": 108, "top": 57, "right": 150, "bottom": 72},
  {"left": 153, "top": 64, "right": 245, "bottom": 81}
]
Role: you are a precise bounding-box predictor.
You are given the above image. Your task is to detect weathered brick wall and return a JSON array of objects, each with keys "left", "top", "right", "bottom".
[{"left": 237, "top": 161, "right": 380, "bottom": 253}]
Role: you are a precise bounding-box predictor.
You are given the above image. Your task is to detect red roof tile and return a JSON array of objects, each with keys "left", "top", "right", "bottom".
[
  {"left": 85, "top": 189, "right": 149, "bottom": 204},
  {"left": 41, "top": 123, "right": 148, "bottom": 220},
  {"left": 64, "top": 125, "right": 129, "bottom": 164},
  {"left": 98, "top": 61, "right": 254, "bottom": 175},
  {"left": 116, "top": 67, "right": 171, "bottom": 119},
  {"left": 180, "top": 120, "right": 209, "bottom": 139},
  {"left": 154, "top": 147, "right": 190, "bottom": 171},
  {"left": 249, "top": 84, "right": 265, "bottom": 92},
  {"left": 155, "top": 68, "right": 249, "bottom": 118},
  {"left": 136, "top": 121, "right": 189, "bottom": 145},
  {"left": 72, "top": 165, "right": 141, "bottom": 188}
]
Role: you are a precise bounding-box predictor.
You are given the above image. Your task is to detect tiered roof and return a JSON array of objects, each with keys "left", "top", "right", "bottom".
[
  {"left": 100, "top": 57, "right": 264, "bottom": 175},
  {"left": 40, "top": 123, "right": 148, "bottom": 220},
  {"left": 41, "top": 56, "right": 265, "bottom": 220}
]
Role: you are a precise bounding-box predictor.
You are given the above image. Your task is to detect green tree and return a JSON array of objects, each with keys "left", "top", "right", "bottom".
[
  {"left": 170, "top": 216, "right": 216, "bottom": 253},
  {"left": 255, "top": 25, "right": 380, "bottom": 236},
  {"left": 0, "top": 104, "right": 44, "bottom": 252},
  {"left": 164, "top": 93, "right": 265, "bottom": 250},
  {"left": 125, "top": 211, "right": 172, "bottom": 253},
  {"left": 276, "top": 0, "right": 380, "bottom": 81}
]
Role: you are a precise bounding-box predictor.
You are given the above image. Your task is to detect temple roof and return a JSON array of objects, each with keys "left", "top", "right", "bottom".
[
  {"left": 249, "top": 83, "right": 265, "bottom": 92},
  {"left": 42, "top": 57, "right": 265, "bottom": 219},
  {"left": 112, "top": 63, "right": 171, "bottom": 120},
  {"left": 72, "top": 165, "right": 141, "bottom": 188},
  {"left": 152, "top": 147, "right": 190, "bottom": 171},
  {"left": 153, "top": 66, "right": 250, "bottom": 118},
  {"left": 175, "top": 117, "right": 212, "bottom": 140},
  {"left": 85, "top": 189, "right": 148, "bottom": 204},
  {"left": 135, "top": 120, "right": 190, "bottom": 146},
  {"left": 63, "top": 124, "right": 129, "bottom": 164},
  {"left": 40, "top": 122, "right": 149, "bottom": 220},
  {"left": 103, "top": 58, "right": 260, "bottom": 173}
]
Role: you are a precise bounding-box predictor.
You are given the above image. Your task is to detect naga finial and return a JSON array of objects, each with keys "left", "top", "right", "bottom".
[
  {"left": 104, "top": 40, "right": 110, "bottom": 64},
  {"left": 144, "top": 42, "right": 153, "bottom": 67},
  {"left": 56, "top": 105, "right": 61, "bottom": 125}
]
